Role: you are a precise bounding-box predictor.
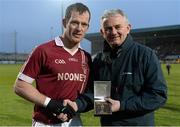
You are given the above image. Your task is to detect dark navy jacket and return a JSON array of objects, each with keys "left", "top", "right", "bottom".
[{"left": 93, "top": 34, "right": 167, "bottom": 126}]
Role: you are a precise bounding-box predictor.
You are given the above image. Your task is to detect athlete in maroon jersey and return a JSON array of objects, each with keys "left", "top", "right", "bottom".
[{"left": 14, "top": 3, "right": 93, "bottom": 126}]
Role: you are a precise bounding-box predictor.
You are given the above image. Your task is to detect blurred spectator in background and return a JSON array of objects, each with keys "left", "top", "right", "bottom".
[{"left": 166, "top": 62, "right": 171, "bottom": 75}]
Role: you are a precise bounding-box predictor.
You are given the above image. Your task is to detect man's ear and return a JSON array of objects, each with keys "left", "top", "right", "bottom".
[
  {"left": 127, "top": 24, "right": 131, "bottom": 34},
  {"left": 86, "top": 24, "right": 89, "bottom": 30},
  {"left": 100, "top": 29, "right": 104, "bottom": 36},
  {"left": 62, "top": 19, "right": 66, "bottom": 28}
]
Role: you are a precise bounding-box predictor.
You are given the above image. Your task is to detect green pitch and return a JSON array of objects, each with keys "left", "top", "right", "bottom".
[{"left": 0, "top": 64, "right": 180, "bottom": 126}]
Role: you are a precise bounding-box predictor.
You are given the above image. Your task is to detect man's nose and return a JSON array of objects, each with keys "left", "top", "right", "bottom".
[
  {"left": 76, "top": 24, "right": 83, "bottom": 31},
  {"left": 111, "top": 27, "right": 117, "bottom": 34}
]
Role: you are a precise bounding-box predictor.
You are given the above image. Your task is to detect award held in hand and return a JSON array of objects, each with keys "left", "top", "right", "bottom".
[{"left": 94, "top": 81, "right": 112, "bottom": 116}]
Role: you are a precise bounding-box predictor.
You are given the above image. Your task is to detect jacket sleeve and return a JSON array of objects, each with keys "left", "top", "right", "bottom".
[
  {"left": 75, "top": 53, "right": 94, "bottom": 113},
  {"left": 120, "top": 51, "right": 167, "bottom": 113},
  {"left": 75, "top": 88, "right": 94, "bottom": 113}
]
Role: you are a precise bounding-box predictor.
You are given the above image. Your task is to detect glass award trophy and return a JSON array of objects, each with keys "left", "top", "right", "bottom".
[{"left": 94, "top": 81, "right": 112, "bottom": 116}]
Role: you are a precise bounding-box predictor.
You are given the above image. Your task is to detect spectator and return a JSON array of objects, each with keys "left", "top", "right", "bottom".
[{"left": 166, "top": 62, "right": 171, "bottom": 75}]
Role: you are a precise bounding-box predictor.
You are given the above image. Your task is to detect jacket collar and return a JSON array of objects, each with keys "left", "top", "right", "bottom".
[
  {"left": 101, "top": 34, "right": 134, "bottom": 63},
  {"left": 103, "top": 34, "right": 134, "bottom": 55},
  {"left": 120, "top": 34, "right": 134, "bottom": 51}
]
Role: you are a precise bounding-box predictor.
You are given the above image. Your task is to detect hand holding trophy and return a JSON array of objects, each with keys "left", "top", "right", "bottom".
[{"left": 94, "top": 81, "right": 112, "bottom": 116}]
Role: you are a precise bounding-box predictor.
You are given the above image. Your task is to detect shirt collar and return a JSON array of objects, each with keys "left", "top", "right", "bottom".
[
  {"left": 55, "top": 36, "right": 64, "bottom": 47},
  {"left": 54, "top": 36, "right": 82, "bottom": 49}
]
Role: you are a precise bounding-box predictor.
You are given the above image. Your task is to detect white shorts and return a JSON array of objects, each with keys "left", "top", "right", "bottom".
[{"left": 32, "top": 114, "right": 82, "bottom": 127}]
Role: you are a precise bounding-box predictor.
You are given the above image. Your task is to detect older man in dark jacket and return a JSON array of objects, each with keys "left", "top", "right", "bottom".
[{"left": 93, "top": 9, "right": 167, "bottom": 126}]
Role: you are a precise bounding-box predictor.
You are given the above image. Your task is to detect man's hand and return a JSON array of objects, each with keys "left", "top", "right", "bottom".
[
  {"left": 105, "top": 98, "right": 120, "bottom": 112},
  {"left": 62, "top": 104, "right": 76, "bottom": 119},
  {"left": 46, "top": 99, "right": 65, "bottom": 115},
  {"left": 46, "top": 99, "right": 76, "bottom": 122},
  {"left": 57, "top": 113, "right": 68, "bottom": 122},
  {"left": 64, "top": 99, "right": 78, "bottom": 112},
  {"left": 55, "top": 99, "right": 77, "bottom": 122}
]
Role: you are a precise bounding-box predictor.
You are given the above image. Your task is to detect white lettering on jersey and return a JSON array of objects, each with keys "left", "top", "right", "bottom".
[
  {"left": 68, "top": 58, "right": 78, "bottom": 62},
  {"left": 57, "top": 73, "right": 86, "bottom": 81},
  {"left": 55, "top": 59, "right": 66, "bottom": 64}
]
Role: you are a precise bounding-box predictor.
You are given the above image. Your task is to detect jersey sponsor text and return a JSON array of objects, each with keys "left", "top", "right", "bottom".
[{"left": 57, "top": 72, "right": 86, "bottom": 81}]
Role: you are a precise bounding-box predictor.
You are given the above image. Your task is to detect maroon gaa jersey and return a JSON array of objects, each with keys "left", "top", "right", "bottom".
[{"left": 17, "top": 37, "right": 92, "bottom": 124}]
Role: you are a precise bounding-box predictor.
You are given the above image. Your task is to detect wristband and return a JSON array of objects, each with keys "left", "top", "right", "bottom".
[{"left": 43, "top": 97, "right": 51, "bottom": 107}]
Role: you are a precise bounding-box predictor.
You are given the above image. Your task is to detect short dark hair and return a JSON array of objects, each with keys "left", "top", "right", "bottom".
[{"left": 65, "top": 3, "right": 91, "bottom": 22}]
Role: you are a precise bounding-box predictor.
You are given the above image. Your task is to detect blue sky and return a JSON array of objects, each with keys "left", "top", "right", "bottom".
[{"left": 0, "top": 0, "right": 180, "bottom": 53}]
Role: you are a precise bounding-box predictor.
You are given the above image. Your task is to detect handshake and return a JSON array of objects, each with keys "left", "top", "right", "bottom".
[{"left": 46, "top": 99, "right": 76, "bottom": 121}]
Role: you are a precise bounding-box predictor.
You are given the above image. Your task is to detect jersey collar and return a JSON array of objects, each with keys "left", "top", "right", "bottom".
[{"left": 54, "top": 36, "right": 82, "bottom": 49}]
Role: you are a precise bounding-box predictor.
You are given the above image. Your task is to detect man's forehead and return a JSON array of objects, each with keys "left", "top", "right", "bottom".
[
  {"left": 70, "top": 10, "right": 89, "bottom": 16},
  {"left": 69, "top": 11, "right": 90, "bottom": 21}
]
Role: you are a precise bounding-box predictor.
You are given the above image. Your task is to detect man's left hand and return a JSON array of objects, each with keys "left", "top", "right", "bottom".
[
  {"left": 64, "top": 99, "right": 78, "bottom": 112},
  {"left": 105, "top": 98, "right": 120, "bottom": 112}
]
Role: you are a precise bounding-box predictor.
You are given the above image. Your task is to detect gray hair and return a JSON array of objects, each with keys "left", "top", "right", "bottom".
[{"left": 101, "top": 9, "right": 130, "bottom": 24}]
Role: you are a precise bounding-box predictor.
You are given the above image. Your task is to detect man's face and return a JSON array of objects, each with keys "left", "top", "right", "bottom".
[
  {"left": 100, "top": 14, "right": 131, "bottom": 48},
  {"left": 63, "top": 11, "right": 89, "bottom": 44}
]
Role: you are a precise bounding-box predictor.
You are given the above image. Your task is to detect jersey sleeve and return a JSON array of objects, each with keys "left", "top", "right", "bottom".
[{"left": 18, "top": 46, "right": 45, "bottom": 84}]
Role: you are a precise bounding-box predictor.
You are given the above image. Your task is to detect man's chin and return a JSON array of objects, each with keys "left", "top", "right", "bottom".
[
  {"left": 72, "top": 38, "right": 81, "bottom": 44},
  {"left": 109, "top": 41, "right": 118, "bottom": 45},
  {"left": 73, "top": 36, "right": 82, "bottom": 40},
  {"left": 109, "top": 40, "right": 123, "bottom": 46},
  {"left": 109, "top": 42, "right": 122, "bottom": 48}
]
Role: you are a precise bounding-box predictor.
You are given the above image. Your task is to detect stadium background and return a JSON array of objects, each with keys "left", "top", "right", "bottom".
[
  {"left": 86, "top": 24, "right": 180, "bottom": 63},
  {"left": 0, "top": 0, "right": 180, "bottom": 125},
  {"left": 1, "top": 24, "right": 180, "bottom": 63},
  {"left": 0, "top": 25, "right": 180, "bottom": 126}
]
